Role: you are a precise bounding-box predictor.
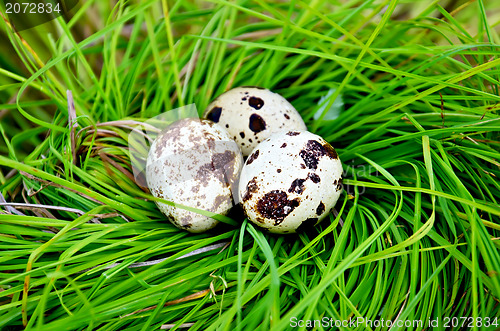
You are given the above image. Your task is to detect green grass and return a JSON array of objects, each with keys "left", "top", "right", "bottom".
[{"left": 1, "top": 0, "right": 499, "bottom": 330}]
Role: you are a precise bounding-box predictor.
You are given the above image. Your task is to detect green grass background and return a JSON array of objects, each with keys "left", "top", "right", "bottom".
[{"left": 0, "top": 0, "right": 499, "bottom": 330}]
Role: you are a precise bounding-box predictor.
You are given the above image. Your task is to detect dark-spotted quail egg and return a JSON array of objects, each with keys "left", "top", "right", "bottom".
[
  {"left": 203, "top": 86, "right": 307, "bottom": 156},
  {"left": 238, "top": 130, "right": 343, "bottom": 233},
  {"left": 146, "top": 118, "right": 243, "bottom": 233}
]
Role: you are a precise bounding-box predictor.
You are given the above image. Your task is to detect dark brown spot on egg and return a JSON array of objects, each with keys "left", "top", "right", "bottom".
[
  {"left": 257, "top": 190, "right": 300, "bottom": 225},
  {"left": 242, "top": 177, "right": 258, "bottom": 202},
  {"left": 288, "top": 178, "right": 306, "bottom": 194},
  {"left": 203, "top": 133, "right": 216, "bottom": 147},
  {"left": 197, "top": 150, "right": 237, "bottom": 187},
  {"left": 336, "top": 177, "right": 343, "bottom": 191},
  {"left": 226, "top": 124, "right": 229, "bottom": 128},
  {"left": 206, "top": 106, "right": 222, "bottom": 122},
  {"left": 286, "top": 131, "right": 300, "bottom": 136},
  {"left": 214, "top": 150, "right": 238, "bottom": 184},
  {"left": 196, "top": 166, "right": 213, "bottom": 186},
  {"left": 249, "top": 114, "right": 266, "bottom": 133},
  {"left": 323, "top": 143, "right": 338, "bottom": 159},
  {"left": 246, "top": 149, "right": 259, "bottom": 165},
  {"left": 299, "top": 139, "right": 329, "bottom": 170},
  {"left": 255, "top": 216, "right": 265, "bottom": 224},
  {"left": 180, "top": 215, "right": 192, "bottom": 229},
  {"left": 212, "top": 194, "right": 229, "bottom": 211},
  {"left": 284, "top": 113, "right": 290, "bottom": 120},
  {"left": 242, "top": 97, "right": 247, "bottom": 101},
  {"left": 308, "top": 173, "right": 321, "bottom": 183},
  {"left": 239, "top": 132, "right": 245, "bottom": 138},
  {"left": 281, "top": 143, "right": 287, "bottom": 148},
  {"left": 316, "top": 202, "right": 325, "bottom": 215},
  {"left": 296, "top": 217, "right": 318, "bottom": 232},
  {"left": 277, "top": 169, "right": 282, "bottom": 173},
  {"left": 249, "top": 97, "right": 264, "bottom": 110}
]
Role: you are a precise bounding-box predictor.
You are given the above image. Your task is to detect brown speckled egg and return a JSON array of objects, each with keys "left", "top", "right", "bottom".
[
  {"left": 238, "top": 130, "right": 343, "bottom": 233},
  {"left": 203, "top": 86, "right": 307, "bottom": 156},
  {"left": 146, "top": 118, "right": 243, "bottom": 233}
]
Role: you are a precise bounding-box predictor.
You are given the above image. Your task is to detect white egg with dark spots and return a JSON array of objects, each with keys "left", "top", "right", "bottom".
[
  {"left": 203, "top": 86, "right": 307, "bottom": 156},
  {"left": 146, "top": 118, "right": 243, "bottom": 233},
  {"left": 238, "top": 130, "right": 343, "bottom": 233}
]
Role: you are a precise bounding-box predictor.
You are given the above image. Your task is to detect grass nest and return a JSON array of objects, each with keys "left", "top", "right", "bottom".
[{"left": 0, "top": 0, "right": 499, "bottom": 330}]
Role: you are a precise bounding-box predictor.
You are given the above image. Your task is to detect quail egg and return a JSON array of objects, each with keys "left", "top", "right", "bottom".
[
  {"left": 203, "top": 86, "right": 307, "bottom": 156},
  {"left": 238, "top": 130, "right": 343, "bottom": 233},
  {"left": 146, "top": 118, "right": 243, "bottom": 233}
]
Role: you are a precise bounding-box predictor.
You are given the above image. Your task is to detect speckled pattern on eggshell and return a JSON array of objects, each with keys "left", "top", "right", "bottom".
[
  {"left": 203, "top": 87, "right": 307, "bottom": 156},
  {"left": 238, "top": 130, "right": 343, "bottom": 234},
  {"left": 146, "top": 118, "right": 243, "bottom": 233}
]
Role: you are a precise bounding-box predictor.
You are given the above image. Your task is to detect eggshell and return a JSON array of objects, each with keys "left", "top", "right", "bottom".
[
  {"left": 203, "top": 86, "right": 307, "bottom": 156},
  {"left": 238, "top": 130, "right": 343, "bottom": 233},
  {"left": 146, "top": 118, "right": 243, "bottom": 233}
]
